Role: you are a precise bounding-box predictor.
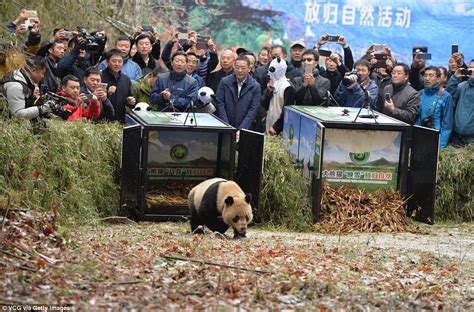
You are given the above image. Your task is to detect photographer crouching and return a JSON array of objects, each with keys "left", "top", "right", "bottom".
[{"left": 2, "top": 56, "right": 48, "bottom": 119}]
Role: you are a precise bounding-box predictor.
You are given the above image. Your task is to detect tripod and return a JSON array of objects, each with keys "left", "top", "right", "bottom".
[
  {"left": 353, "top": 85, "right": 378, "bottom": 123},
  {"left": 323, "top": 90, "right": 341, "bottom": 107},
  {"left": 183, "top": 100, "right": 198, "bottom": 126}
]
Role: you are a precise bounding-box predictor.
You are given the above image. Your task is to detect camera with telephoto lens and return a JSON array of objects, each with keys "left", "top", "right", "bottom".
[
  {"left": 39, "top": 92, "right": 75, "bottom": 120},
  {"left": 342, "top": 70, "right": 359, "bottom": 87},
  {"left": 460, "top": 68, "right": 473, "bottom": 77},
  {"left": 76, "top": 27, "right": 102, "bottom": 52},
  {"left": 421, "top": 115, "right": 434, "bottom": 129}
]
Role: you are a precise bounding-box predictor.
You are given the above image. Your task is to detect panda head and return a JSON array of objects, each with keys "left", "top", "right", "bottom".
[
  {"left": 222, "top": 192, "right": 253, "bottom": 236},
  {"left": 134, "top": 102, "right": 151, "bottom": 111},
  {"left": 197, "top": 86, "right": 215, "bottom": 105}
]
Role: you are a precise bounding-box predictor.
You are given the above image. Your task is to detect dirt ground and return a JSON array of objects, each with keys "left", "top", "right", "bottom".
[{"left": 2, "top": 219, "right": 473, "bottom": 310}]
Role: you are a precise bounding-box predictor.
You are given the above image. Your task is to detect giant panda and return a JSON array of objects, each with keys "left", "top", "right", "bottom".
[{"left": 188, "top": 178, "right": 253, "bottom": 238}]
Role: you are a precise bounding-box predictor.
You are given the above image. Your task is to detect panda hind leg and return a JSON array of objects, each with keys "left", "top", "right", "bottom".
[{"left": 190, "top": 203, "right": 204, "bottom": 235}]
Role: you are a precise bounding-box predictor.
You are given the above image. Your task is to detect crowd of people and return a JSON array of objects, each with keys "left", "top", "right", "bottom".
[{"left": 1, "top": 9, "right": 473, "bottom": 148}]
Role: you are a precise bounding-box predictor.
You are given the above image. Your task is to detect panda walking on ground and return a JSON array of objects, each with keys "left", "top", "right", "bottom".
[{"left": 188, "top": 178, "right": 253, "bottom": 238}]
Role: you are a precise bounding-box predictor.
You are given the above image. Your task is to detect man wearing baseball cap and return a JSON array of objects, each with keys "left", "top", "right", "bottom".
[{"left": 290, "top": 40, "right": 306, "bottom": 75}]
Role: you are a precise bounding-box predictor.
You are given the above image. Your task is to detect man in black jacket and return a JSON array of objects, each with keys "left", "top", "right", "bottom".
[
  {"left": 378, "top": 63, "right": 419, "bottom": 124},
  {"left": 131, "top": 30, "right": 161, "bottom": 76},
  {"left": 206, "top": 49, "right": 236, "bottom": 93},
  {"left": 82, "top": 67, "right": 115, "bottom": 121},
  {"left": 292, "top": 50, "right": 331, "bottom": 106},
  {"left": 101, "top": 49, "right": 135, "bottom": 122}
]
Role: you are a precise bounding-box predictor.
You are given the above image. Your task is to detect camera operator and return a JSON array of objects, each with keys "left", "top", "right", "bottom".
[
  {"left": 82, "top": 67, "right": 114, "bottom": 121},
  {"left": 335, "top": 59, "right": 378, "bottom": 109},
  {"left": 292, "top": 49, "right": 330, "bottom": 106},
  {"left": 56, "top": 74, "right": 100, "bottom": 121},
  {"left": 97, "top": 35, "right": 141, "bottom": 84},
  {"left": 445, "top": 60, "right": 474, "bottom": 146},
  {"left": 101, "top": 49, "right": 135, "bottom": 123},
  {"left": 6, "top": 9, "right": 42, "bottom": 54},
  {"left": 131, "top": 27, "right": 162, "bottom": 75},
  {"left": 415, "top": 66, "right": 453, "bottom": 148},
  {"left": 409, "top": 49, "right": 427, "bottom": 91},
  {"left": 3, "top": 56, "right": 48, "bottom": 119},
  {"left": 150, "top": 51, "right": 198, "bottom": 112},
  {"left": 377, "top": 63, "right": 419, "bottom": 125},
  {"left": 315, "top": 34, "right": 355, "bottom": 71}
]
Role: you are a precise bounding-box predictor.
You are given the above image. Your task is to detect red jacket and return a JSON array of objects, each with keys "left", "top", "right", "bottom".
[{"left": 56, "top": 91, "right": 101, "bottom": 121}]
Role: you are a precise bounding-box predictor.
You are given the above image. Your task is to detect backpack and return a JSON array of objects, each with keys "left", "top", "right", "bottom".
[{"left": 0, "top": 71, "right": 29, "bottom": 100}]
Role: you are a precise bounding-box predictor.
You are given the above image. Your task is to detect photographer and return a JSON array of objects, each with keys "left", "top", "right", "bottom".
[
  {"left": 315, "top": 34, "right": 355, "bottom": 71},
  {"left": 56, "top": 74, "right": 101, "bottom": 121},
  {"left": 131, "top": 27, "right": 161, "bottom": 75},
  {"left": 415, "top": 66, "right": 453, "bottom": 148},
  {"left": 335, "top": 59, "right": 378, "bottom": 109},
  {"left": 40, "top": 39, "right": 79, "bottom": 92},
  {"left": 3, "top": 56, "right": 48, "bottom": 119},
  {"left": 82, "top": 67, "right": 114, "bottom": 121},
  {"left": 292, "top": 49, "right": 330, "bottom": 106},
  {"left": 6, "top": 9, "right": 42, "bottom": 54},
  {"left": 150, "top": 51, "right": 198, "bottom": 112},
  {"left": 445, "top": 60, "right": 474, "bottom": 146},
  {"left": 377, "top": 63, "right": 419, "bottom": 124}
]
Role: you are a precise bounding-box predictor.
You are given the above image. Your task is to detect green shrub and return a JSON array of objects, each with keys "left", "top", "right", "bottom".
[
  {"left": 257, "top": 136, "right": 312, "bottom": 231},
  {"left": 435, "top": 145, "right": 473, "bottom": 222},
  {"left": 0, "top": 119, "right": 122, "bottom": 226}
]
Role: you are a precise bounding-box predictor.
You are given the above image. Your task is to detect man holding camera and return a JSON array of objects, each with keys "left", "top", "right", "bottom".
[
  {"left": 335, "top": 59, "right": 378, "bottom": 109},
  {"left": 82, "top": 67, "right": 115, "bottom": 121},
  {"left": 3, "top": 56, "right": 48, "bottom": 120},
  {"left": 416, "top": 66, "right": 453, "bottom": 148},
  {"left": 377, "top": 63, "right": 419, "bottom": 124},
  {"left": 56, "top": 75, "right": 101, "bottom": 121},
  {"left": 446, "top": 60, "right": 474, "bottom": 146},
  {"left": 292, "top": 49, "right": 330, "bottom": 106}
]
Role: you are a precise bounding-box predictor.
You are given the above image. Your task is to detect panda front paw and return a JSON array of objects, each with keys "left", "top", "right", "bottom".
[
  {"left": 192, "top": 225, "right": 205, "bottom": 235},
  {"left": 233, "top": 232, "right": 247, "bottom": 239}
]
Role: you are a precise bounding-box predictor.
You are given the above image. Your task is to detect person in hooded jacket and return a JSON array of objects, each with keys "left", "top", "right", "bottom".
[
  {"left": 415, "top": 66, "right": 453, "bottom": 148},
  {"left": 150, "top": 51, "right": 198, "bottom": 112},
  {"left": 261, "top": 57, "right": 295, "bottom": 135}
]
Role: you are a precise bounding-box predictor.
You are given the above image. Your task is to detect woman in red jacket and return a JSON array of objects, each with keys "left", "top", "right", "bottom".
[{"left": 56, "top": 74, "right": 100, "bottom": 121}]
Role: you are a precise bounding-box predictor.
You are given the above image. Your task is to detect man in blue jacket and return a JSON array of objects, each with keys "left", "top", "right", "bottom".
[
  {"left": 335, "top": 59, "right": 378, "bottom": 109},
  {"left": 150, "top": 51, "right": 198, "bottom": 112},
  {"left": 445, "top": 60, "right": 474, "bottom": 146},
  {"left": 216, "top": 55, "right": 261, "bottom": 130}
]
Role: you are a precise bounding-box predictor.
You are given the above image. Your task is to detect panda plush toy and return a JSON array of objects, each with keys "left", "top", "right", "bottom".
[
  {"left": 188, "top": 178, "right": 253, "bottom": 238},
  {"left": 194, "top": 86, "right": 216, "bottom": 114},
  {"left": 133, "top": 102, "right": 151, "bottom": 111}
]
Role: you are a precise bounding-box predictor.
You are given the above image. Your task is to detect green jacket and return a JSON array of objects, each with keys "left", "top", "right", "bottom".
[{"left": 131, "top": 76, "right": 154, "bottom": 108}]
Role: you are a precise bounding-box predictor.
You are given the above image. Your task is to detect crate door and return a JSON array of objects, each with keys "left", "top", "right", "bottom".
[
  {"left": 236, "top": 129, "right": 264, "bottom": 211},
  {"left": 120, "top": 124, "right": 142, "bottom": 220},
  {"left": 407, "top": 126, "right": 439, "bottom": 224}
]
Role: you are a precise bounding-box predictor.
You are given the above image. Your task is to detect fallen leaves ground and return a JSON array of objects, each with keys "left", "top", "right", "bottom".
[{"left": 1, "top": 209, "right": 473, "bottom": 310}]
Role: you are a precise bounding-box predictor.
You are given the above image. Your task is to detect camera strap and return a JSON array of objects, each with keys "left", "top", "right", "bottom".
[{"left": 426, "top": 87, "right": 444, "bottom": 121}]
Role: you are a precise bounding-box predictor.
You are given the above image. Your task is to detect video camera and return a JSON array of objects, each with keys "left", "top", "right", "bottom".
[
  {"left": 342, "top": 70, "right": 359, "bottom": 87},
  {"left": 76, "top": 27, "right": 103, "bottom": 52},
  {"left": 39, "top": 92, "right": 75, "bottom": 120}
]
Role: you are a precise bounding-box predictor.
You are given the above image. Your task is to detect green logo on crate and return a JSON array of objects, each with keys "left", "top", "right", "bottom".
[
  {"left": 349, "top": 152, "right": 370, "bottom": 164},
  {"left": 170, "top": 144, "right": 188, "bottom": 161}
]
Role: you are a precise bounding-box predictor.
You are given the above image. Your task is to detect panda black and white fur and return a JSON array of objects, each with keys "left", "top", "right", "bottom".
[{"left": 188, "top": 178, "right": 253, "bottom": 238}]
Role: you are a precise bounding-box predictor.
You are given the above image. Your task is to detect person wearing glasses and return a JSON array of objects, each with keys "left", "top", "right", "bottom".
[
  {"left": 292, "top": 49, "right": 330, "bottom": 106},
  {"left": 416, "top": 66, "right": 453, "bottom": 148}
]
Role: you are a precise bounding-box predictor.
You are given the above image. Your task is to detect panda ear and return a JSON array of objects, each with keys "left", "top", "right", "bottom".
[
  {"left": 245, "top": 193, "right": 252, "bottom": 204},
  {"left": 224, "top": 196, "right": 234, "bottom": 206}
]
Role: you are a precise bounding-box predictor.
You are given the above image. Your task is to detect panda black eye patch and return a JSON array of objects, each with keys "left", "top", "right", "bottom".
[{"left": 232, "top": 216, "right": 240, "bottom": 223}]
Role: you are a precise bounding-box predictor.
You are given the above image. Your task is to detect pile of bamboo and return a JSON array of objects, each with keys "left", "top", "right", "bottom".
[{"left": 314, "top": 185, "right": 412, "bottom": 233}]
